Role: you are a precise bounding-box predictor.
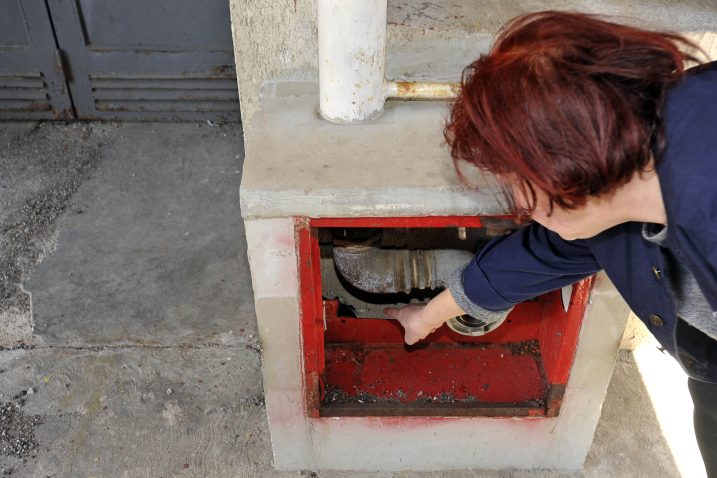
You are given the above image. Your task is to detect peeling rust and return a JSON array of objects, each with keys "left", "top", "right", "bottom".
[
  {"left": 546, "top": 384, "right": 566, "bottom": 417},
  {"left": 390, "top": 81, "right": 461, "bottom": 99},
  {"left": 321, "top": 400, "right": 545, "bottom": 418},
  {"left": 16, "top": 103, "right": 52, "bottom": 112},
  {"left": 507, "top": 339, "right": 540, "bottom": 357},
  {"left": 210, "top": 64, "right": 233, "bottom": 75},
  {"left": 51, "top": 107, "right": 74, "bottom": 120}
]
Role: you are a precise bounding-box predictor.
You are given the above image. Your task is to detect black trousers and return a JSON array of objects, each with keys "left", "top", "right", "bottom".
[{"left": 689, "top": 378, "right": 717, "bottom": 477}]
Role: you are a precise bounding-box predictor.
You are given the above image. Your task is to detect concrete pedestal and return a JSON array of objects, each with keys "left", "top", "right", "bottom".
[{"left": 240, "top": 85, "right": 631, "bottom": 471}]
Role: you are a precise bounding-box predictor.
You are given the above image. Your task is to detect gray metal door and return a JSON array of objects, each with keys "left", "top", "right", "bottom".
[
  {"left": 0, "top": 0, "right": 74, "bottom": 120},
  {"left": 47, "top": 0, "right": 239, "bottom": 121}
]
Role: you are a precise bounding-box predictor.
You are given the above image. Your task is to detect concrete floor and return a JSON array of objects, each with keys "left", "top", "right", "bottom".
[{"left": 0, "top": 122, "right": 700, "bottom": 477}]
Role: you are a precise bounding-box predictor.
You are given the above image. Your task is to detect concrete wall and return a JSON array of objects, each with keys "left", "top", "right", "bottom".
[
  {"left": 229, "top": 1, "right": 319, "bottom": 130},
  {"left": 230, "top": 0, "right": 716, "bottom": 144}
]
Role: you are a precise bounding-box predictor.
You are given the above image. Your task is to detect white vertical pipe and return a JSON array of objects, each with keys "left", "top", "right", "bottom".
[{"left": 318, "top": 0, "right": 387, "bottom": 123}]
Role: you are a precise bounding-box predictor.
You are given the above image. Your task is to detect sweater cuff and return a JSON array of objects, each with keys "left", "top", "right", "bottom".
[{"left": 447, "top": 265, "right": 513, "bottom": 324}]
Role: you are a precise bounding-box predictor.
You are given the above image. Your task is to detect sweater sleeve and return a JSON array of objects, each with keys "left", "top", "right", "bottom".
[
  {"left": 447, "top": 265, "right": 512, "bottom": 323},
  {"left": 455, "top": 223, "right": 602, "bottom": 311}
]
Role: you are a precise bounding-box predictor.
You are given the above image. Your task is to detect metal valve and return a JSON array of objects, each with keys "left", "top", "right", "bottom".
[{"left": 446, "top": 313, "right": 508, "bottom": 337}]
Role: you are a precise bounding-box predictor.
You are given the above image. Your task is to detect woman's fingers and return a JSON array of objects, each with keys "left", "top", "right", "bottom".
[{"left": 382, "top": 305, "right": 430, "bottom": 345}]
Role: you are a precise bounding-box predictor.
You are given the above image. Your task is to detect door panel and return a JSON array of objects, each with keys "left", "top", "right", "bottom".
[
  {"left": 0, "top": 0, "right": 74, "bottom": 120},
  {"left": 77, "top": 1, "right": 233, "bottom": 51},
  {"left": 47, "top": 0, "right": 240, "bottom": 121}
]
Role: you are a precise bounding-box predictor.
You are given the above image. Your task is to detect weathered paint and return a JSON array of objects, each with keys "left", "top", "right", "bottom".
[
  {"left": 538, "top": 277, "right": 595, "bottom": 385},
  {"left": 45, "top": 0, "right": 239, "bottom": 121},
  {"left": 318, "top": 0, "right": 387, "bottom": 123},
  {"left": 322, "top": 323, "right": 550, "bottom": 409},
  {"left": 387, "top": 81, "right": 461, "bottom": 99},
  {"left": 0, "top": 1, "right": 75, "bottom": 120},
  {"left": 296, "top": 220, "right": 324, "bottom": 417}
]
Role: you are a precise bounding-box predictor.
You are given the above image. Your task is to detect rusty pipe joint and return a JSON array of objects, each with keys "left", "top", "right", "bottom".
[
  {"left": 332, "top": 245, "right": 473, "bottom": 294},
  {"left": 332, "top": 245, "right": 506, "bottom": 337}
]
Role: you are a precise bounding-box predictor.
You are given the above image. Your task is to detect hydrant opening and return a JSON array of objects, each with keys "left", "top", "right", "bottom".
[{"left": 297, "top": 217, "right": 593, "bottom": 419}]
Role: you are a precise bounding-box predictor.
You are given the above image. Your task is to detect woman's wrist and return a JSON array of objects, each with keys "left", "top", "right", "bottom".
[{"left": 422, "top": 289, "right": 466, "bottom": 328}]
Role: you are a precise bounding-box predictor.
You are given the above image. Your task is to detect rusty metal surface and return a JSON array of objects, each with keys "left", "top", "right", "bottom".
[
  {"left": 546, "top": 383, "right": 567, "bottom": 418},
  {"left": 319, "top": 311, "right": 552, "bottom": 418},
  {"left": 322, "top": 337, "right": 549, "bottom": 406},
  {"left": 388, "top": 81, "right": 461, "bottom": 99},
  {"left": 320, "top": 402, "right": 542, "bottom": 418}
]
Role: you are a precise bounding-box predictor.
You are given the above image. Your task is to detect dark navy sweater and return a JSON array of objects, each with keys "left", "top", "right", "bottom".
[{"left": 459, "top": 61, "right": 717, "bottom": 382}]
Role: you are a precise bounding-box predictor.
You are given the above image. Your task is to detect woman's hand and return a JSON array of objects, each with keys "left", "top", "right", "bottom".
[
  {"left": 383, "top": 289, "right": 467, "bottom": 346},
  {"left": 384, "top": 304, "right": 442, "bottom": 345}
]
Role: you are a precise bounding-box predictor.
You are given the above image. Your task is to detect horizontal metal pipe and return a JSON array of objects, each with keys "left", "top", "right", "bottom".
[
  {"left": 318, "top": 1, "right": 461, "bottom": 121},
  {"left": 333, "top": 245, "right": 473, "bottom": 294},
  {"left": 385, "top": 81, "right": 461, "bottom": 100}
]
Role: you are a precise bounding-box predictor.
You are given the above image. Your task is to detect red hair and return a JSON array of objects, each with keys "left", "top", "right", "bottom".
[{"left": 445, "top": 11, "right": 700, "bottom": 214}]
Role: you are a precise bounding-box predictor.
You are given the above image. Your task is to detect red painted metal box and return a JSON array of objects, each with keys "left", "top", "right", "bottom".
[{"left": 297, "top": 216, "right": 593, "bottom": 419}]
